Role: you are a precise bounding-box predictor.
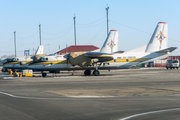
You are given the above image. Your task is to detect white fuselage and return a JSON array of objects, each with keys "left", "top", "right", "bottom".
[
  {"left": 28, "top": 51, "right": 169, "bottom": 71},
  {"left": 3, "top": 56, "right": 33, "bottom": 69}
]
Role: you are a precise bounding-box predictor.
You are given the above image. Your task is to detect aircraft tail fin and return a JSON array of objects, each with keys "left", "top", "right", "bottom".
[
  {"left": 100, "top": 30, "right": 118, "bottom": 53},
  {"left": 35, "top": 45, "right": 44, "bottom": 55},
  {"left": 145, "top": 22, "right": 168, "bottom": 53}
]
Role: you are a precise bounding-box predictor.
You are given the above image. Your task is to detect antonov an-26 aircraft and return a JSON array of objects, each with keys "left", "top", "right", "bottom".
[
  {"left": 28, "top": 22, "right": 176, "bottom": 77},
  {"left": 3, "top": 45, "right": 44, "bottom": 70}
]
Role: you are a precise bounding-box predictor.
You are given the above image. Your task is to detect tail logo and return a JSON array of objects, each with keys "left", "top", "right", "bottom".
[
  {"left": 156, "top": 31, "right": 166, "bottom": 43},
  {"left": 107, "top": 40, "right": 116, "bottom": 49}
]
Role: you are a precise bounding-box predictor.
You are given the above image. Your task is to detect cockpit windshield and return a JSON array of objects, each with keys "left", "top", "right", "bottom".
[{"left": 11, "top": 58, "right": 19, "bottom": 61}]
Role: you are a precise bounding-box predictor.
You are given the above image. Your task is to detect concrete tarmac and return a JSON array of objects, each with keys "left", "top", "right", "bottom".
[{"left": 0, "top": 68, "right": 180, "bottom": 120}]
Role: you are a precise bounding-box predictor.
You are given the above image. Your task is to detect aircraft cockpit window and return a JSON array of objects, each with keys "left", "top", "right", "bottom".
[
  {"left": 11, "top": 58, "right": 16, "bottom": 61},
  {"left": 12, "top": 58, "right": 19, "bottom": 61},
  {"left": 39, "top": 58, "right": 42, "bottom": 61}
]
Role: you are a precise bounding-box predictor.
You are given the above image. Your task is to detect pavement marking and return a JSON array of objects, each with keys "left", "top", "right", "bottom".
[
  {"left": 120, "top": 108, "right": 180, "bottom": 120},
  {"left": 0, "top": 92, "right": 115, "bottom": 100},
  {"left": 69, "top": 96, "right": 115, "bottom": 98},
  {"left": 0, "top": 77, "right": 15, "bottom": 79},
  {"left": 0, "top": 92, "right": 54, "bottom": 100},
  {"left": 1, "top": 91, "right": 180, "bottom": 101}
]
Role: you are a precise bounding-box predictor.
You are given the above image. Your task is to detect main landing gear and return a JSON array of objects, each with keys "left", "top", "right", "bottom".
[
  {"left": 93, "top": 70, "right": 100, "bottom": 76},
  {"left": 84, "top": 69, "right": 100, "bottom": 76},
  {"left": 84, "top": 62, "right": 100, "bottom": 76},
  {"left": 84, "top": 69, "right": 91, "bottom": 76},
  {"left": 42, "top": 73, "right": 47, "bottom": 77}
]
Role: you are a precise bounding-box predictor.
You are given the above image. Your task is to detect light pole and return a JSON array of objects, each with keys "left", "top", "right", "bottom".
[
  {"left": 73, "top": 15, "right": 76, "bottom": 45},
  {"left": 14, "top": 31, "right": 17, "bottom": 57},
  {"left": 106, "top": 5, "right": 109, "bottom": 36}
]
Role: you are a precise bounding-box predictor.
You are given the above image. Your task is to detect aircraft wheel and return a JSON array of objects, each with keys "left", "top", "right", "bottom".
[
  {"left": 42, "top": 73, "right": 47, "bottom": 77},
  {"left": 166, "top": 67, "right": 168, "bottom": 69},
  {"left": 93, "top": 70, "right": 100, "bottom": 76},
  {"left": 177, "top": 67, "right": 179, "bottom": 69},
  {"left": 84, "top": 70, "right": 91, "bottom": 76}
]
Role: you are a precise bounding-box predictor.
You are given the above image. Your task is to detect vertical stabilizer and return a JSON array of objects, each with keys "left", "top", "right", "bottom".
[
  {"left": 100, "top": 30, "right": 118, "bottom": 53},
  {"left": 35, "top": 45, "right": 44, "bottom": 54},
  {"left": 145, "top": 22, "right": 168, "bottom": 53}
]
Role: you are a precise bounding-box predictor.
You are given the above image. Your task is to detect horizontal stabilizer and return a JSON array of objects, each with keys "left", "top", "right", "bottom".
[{"left": 156, "top": 47, "right": 177, "bottom": 54}]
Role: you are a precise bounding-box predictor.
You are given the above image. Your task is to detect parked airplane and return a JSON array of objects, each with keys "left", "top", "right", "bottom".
[
  {"left": 28, "top": 22, "right": 176, "bottom": 77},
  {"left": 28, "top": 30, "right": 119, "bottom": 76},
  {"left": 3, "top": 45, "right": 44, "bottom": 70}
]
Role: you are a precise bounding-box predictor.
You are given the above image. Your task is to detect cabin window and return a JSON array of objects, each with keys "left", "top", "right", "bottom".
[{"left": 12, "top": 58, "right": 16, "bottom": 61}]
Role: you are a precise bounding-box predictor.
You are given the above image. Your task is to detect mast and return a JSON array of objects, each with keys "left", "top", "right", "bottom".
[
  {"left": 106, "top": 5, "right": 109, "bottom": 36},
  {"left": 73, "top": 15, "right": 76, "bottom": 45},
  {"left": 39, "top": 24, "right": 41, "bottom": 45},
  {"left": 14, "top": 31, "right": 17, "bottom": 57}
]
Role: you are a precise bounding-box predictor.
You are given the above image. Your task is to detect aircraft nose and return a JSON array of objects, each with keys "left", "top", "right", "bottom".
[{"left": 3, "top": 64, "right": 12, "bottom": 68}]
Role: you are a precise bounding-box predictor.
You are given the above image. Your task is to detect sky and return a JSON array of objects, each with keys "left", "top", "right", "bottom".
[{"left": 1, "top": 0, "right": 180, "bottom": 57}]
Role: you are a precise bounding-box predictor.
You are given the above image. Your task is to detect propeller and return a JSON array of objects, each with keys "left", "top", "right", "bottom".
[{"left": 63, "top": 54, "right": 70, "bottom": 67}]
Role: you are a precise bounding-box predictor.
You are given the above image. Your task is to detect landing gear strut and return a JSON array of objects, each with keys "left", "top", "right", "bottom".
[{"left": 92, "top": 63, "right": 100, "bottom": 76}]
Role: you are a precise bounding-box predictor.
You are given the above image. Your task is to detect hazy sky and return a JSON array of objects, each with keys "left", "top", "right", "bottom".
[{"left": 1, "top": 0, "right": 180, "bottom": 57}]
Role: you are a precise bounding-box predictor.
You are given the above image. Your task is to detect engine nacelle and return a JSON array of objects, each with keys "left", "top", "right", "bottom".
[
  {"left": 20, "top": 62, "right": 26, "bottom": 65},
  {"left": 68, "top": 52, "right": 94, "bottom": 67}
]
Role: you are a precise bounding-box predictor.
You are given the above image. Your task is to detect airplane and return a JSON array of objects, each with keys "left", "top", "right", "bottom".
[
  {"left": 28, "top": 22, "right": 176, "bottom": 77},
  {"left": 3, "top": 45, "right": 45, "bottom": 70},
  {"left": 28, "top": 30, "right": 119, "bottom": 77}
]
